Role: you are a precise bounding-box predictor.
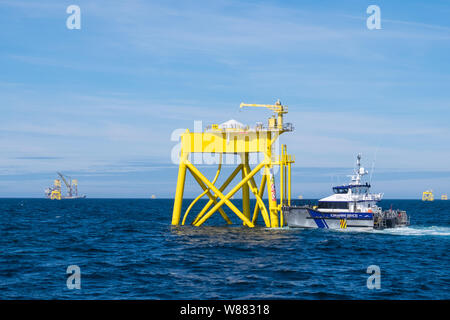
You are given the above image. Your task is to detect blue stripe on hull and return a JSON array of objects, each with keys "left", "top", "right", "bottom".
[
  {"left": 306, "top": 208, "right": 373, "bottom": 226},
  {"left": 308, "top": 209, "right": 328, "bottom": 228},
  {"left": 313, "top": 216, "right": 327, "bottom": 228}
]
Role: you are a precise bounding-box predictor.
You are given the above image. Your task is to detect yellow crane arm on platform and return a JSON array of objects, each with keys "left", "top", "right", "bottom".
[
  {"left": 239, "top": 100, "right": 287, "bottom": 115},
  {"left": 240, "top": 100, "right": 288, "bottom": 130}
]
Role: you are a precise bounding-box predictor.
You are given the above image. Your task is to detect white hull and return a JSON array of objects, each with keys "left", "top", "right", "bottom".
[{"left": 284, "top": 206, "right": 374, "bottom": 230}]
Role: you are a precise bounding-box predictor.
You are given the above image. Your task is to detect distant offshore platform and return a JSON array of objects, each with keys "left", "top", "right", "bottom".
[
  {"left": 422, "top": 190, "right": 448, "bottom": 201},
  {"left": 45, "top": 172, "right": 86, "bottom": 200}
]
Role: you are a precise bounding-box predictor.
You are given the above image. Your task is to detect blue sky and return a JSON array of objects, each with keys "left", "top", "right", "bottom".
[{"left": 0, "top": 0, "right": 449, "bottom": 198}]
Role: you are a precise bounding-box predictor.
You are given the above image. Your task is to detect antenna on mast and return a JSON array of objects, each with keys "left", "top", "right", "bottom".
[
  {"left": 369, "top": 161, "right": 375, "bottom": 184},
  {"left": 369, "top": 147, "right": 379, "bottom": 185},
  {"left": 356, "top": 153, "right": 362, "bottom": 172}
]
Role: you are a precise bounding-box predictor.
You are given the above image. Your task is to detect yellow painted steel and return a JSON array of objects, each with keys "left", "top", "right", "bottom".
[
  {"left": 288, "top": 160, "right": 291, "bottom": 206},
  {"left": 422, "top": 190, "right": 434, "bottom": 201},
  {"left": 241, "top": 153, "right": 250, "bottom": 225},
  {"left": 182, "top": 131, "right": 276, "bottom": 154},
  {"left": 49, "top": 179, "right": 62, "bottom": 200},
  {"left": 276, "top": 144, "right": 295, "bottom": 226},
  {"left": 280, "top": 146, "right": 284, "bottom": 208},
  {"left": 171, "top": 100, "right": 295, "bottom": 228},
  {"left": 50, "top": 190, "right": 61, "bottom": 200},
  {"left": 182, "top": 155, "right": 226, "bottom": 225},
  {"left": 240, "top": 100, "right": 288, "bottom": 130},
  {"left": 251, "top": 173, "right": 267, "bottom": 225},
  {"left": 172, "top": 150, "right": 188, "bottom": 225},
  {"left": 191, "top": 164, "right": 243, "bottom": 225},
  {"left": 187, "top": 160, "right": 261, "bottom": 227},
  {"left": 442, "top": 194, "right": 448, "bottom": 200},
  {"left": 243, "top": 164, "right": 270, "bottom": 228},
  {"left": 186, "top": 167, "right": 232, "bottom": 225},
  {"left": 282, "top": 145, "right": 287, "bottom": 226}
]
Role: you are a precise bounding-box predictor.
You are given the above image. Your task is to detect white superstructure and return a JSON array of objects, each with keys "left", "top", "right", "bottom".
[
  {"left": 284, "top": 154, "right": 409, "bottom": 230},
  {"left": 317, "top": 154, "right": 383, "bottom": 214}
]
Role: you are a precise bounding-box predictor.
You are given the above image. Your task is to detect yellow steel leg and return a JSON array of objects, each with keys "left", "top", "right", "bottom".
[
  {"left": 191, "top": 161, "right": 266, "bottom": 227},
  {"left": 251, "top": 173, "right": 267, "bottom": 224},
  {"left": 182, "top": 156, "right": 224, "bottom": 225},
  {"left": 241, "top": 153, "right": 251, "bottom": 225},
  {"left": 280, "top": 146, "right": 284, "bottom": 208},
  {"left": 284, "top": 145, "right": 287, "bottom": 205},
  {"left": 288, "top": 161, "right": 291, "bottom": 206},
  {"left": 284, "top": 162, "right": 287, "bottom": 204},
  {"left": 172, "top": 152, "right": 189, "bottom": 225},
  {"left": 182, "top": 190, "right": 207, "bottom": 225},
  {"left": 243, "top": 164, "right": 270, "bottom": 227},
  {"left": 192, "top": 164, "right": 243, "bottom": 225},
  {"left": 279, "top": 145, "right": 285, "bottom": 227}
]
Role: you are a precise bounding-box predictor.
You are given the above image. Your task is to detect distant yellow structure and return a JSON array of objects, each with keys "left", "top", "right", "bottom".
[
  {"left": 442, "top": 194, "right": 448, "bottom": 200},
  {"left": 172, "top": 100, "right": 295, "bottom": 228},
  {"left": 298, "top": 195, "right": 303, "bottom": 199},
  {"left": 45, "top": 173, "right": 85, "bottom": 199},
  {"left": 50, "top": 179, "right": 62, "bottom": 200},
  {"left": 422, "top": 190, "right": 434, "bottom": 201},
  {"left": 151, "top": 194, "right": 157, "bottom": 199}
]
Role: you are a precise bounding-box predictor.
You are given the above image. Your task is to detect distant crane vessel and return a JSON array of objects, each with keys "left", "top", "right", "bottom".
[{"left": 45, "top": 172, "right": 86, "bottom": 200}]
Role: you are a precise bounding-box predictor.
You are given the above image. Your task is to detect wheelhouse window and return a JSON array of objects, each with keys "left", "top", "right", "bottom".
[
  {"left": 352, "top": 186, "right": 369, "bottom": 194},
  {"left": 318, "top": 202, "right": 349, "bottom": 209},
  {"left": 333, "top": 187, "right": 348, "bottom": 194}
]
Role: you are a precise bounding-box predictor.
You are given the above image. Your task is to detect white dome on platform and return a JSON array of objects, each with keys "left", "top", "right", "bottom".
[{"left": 218, "top": 119, "right": 245, "bottom": 129}]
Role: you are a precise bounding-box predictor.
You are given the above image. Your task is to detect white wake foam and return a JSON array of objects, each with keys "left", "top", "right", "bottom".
[{"left": 371, "top": 226, "right": 450, "bottom": 236}]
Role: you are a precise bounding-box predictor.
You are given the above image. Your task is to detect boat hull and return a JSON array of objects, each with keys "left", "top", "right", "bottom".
[
  {"left": 61, "top": 195, "right": 86, "bottom": 199},
  {"left": 283, "top": 206, "right": 374, "bottom": 230}
]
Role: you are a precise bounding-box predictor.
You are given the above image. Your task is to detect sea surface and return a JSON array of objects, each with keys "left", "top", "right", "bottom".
[{"left": 0, "top": 198, "right": 449, "bottom": 299}]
